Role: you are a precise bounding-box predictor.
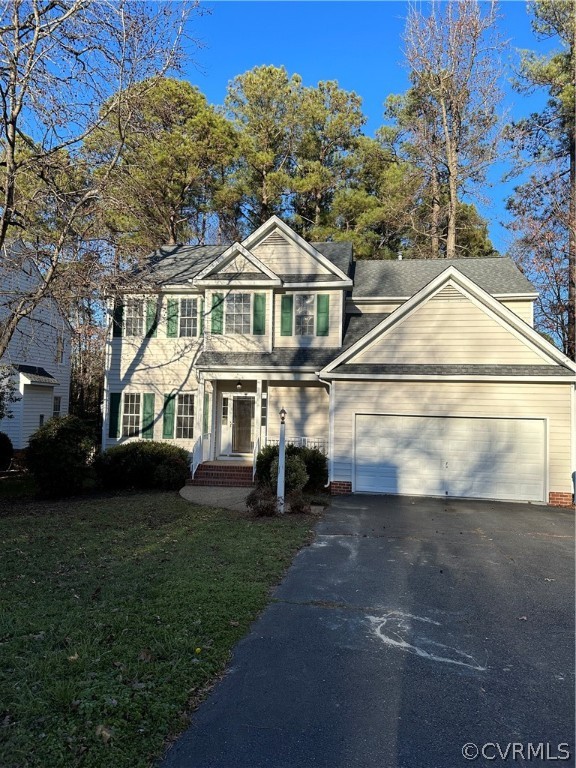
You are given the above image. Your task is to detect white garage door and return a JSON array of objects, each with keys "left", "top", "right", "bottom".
[{"left": 354, "top": 415, "right": 546, "bottom": 502}]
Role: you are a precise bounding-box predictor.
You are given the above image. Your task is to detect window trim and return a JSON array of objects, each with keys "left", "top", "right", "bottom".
[
  {"left": 224, "top": 292, "right": 252, "bottom": 335},
  {"left": 179, "top": 297, "right": 199, "bottom": 338},
  {"left": 294, "top": 293, "right": 316, "bottom": 337},
  {"left": 175, "top": 393, "right": 195, "bottom": 440},
  {"left": 122, "top": 392, "right": 141, "bottom": 438},
  {"left": 124, "top": 298, "right": 145, "bottom": 337}
]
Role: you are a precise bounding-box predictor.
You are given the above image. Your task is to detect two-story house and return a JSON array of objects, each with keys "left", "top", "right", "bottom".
[
  {"left": 102, "top": 216, "right": 575, "bottom": 507},
  {"left": 0, "top": 245, "right": 72, "bottom": 449}
]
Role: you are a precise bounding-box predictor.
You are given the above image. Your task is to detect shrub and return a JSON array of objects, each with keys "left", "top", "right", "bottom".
[
  {"left": 0, "top": 431, "right": 13, "bottom": 471},
  {"left": 94, "top": 441, "right": 190, "bottom": 491},
  {"left": 256, "top": 444, "right": 327, "bottom": 492},
  {"left": 286, "top": 490, "right": 311, "bottom": 515},
  {"left": 27, "top": 416, "right": 94, "bottom": 496},
  {"left": 270, "top": 455, "right": 308, "bottom": 493},
  {"left": 246, "top": 485, "right": 278, "bottom": 517}
]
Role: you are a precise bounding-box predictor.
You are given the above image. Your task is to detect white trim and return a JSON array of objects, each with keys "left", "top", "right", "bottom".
[
  {"left": 240, "top": 215, "right": 350, "bottom": 282},
  {"left": 320, "top": 373, "right": 575, "bottom": 383},
  {"left": 351, "top": 292, "right": 538, "bottom": 303},
  {"left": 320, "top": 267, "right": 576, "bottom": 375},
  {"left": 196, "top": 278, "right": 281, "bottom": 288},
  {"left": 571, "top": 384, "right": 576, "bottom": 497},
  {"left": 194, "top": 242, "right": 280, "bottom": 282}
]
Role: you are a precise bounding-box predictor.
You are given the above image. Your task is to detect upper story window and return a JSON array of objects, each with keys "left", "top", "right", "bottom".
[
  {"left": 225, "top": 293, "right": 251, "bottom": 334},
  {"left": 179, "top": 299, "right": 198, "bottom": 337},
  {"left": 210, "top": 292, "right": 266, "bottom": 336},
  {"left": 280, "top": 293, "right": 330, "bottom": 337},
  {"left": 125, "top": 299, "right": 144, "bottom": 337},
  {"left": 295, "top": 294, "right": 315, "bottom": 336}
]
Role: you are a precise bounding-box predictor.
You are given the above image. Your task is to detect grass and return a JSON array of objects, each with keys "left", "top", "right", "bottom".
[{"left": 0, "top": 492, "right": 313, "bottom": 768}]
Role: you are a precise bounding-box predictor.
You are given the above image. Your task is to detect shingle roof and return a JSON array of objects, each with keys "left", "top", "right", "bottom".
[
  {"left": 195, "top": 314, "right": 389, "bottom": 371},
  {"left": 13, "top": 364, "right": 59, "bottom": 385},
  {"left": 140, "top": 240, "right": 353, "bottom": 286},
  {"left": 330, "top": 364, "right": 574, "bottom": 377},
  {"left": 279, "top": 273, "right": 347, "bottom": 283},
  {"left": 352, "top": 257, "right": 535, "bottom": 298}
]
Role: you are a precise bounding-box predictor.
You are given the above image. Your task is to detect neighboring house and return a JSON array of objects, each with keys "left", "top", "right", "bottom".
[
  {"left": 0, "top": 247, "right": 72, "bottom": 449},
  {"left": 102, "top": 216, "right": 576, "bottom": 507}
]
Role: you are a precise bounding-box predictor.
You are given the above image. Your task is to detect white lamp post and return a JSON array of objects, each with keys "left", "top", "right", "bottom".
[{"left": 277, "top": 407, "right": 287, "bottom": 514}]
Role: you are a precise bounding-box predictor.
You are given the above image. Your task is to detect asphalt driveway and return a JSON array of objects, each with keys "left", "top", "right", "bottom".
[{"left": 161, "top": 495, "right": 575, "bottom": 768}]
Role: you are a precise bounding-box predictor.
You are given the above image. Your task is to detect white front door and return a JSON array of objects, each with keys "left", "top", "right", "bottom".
[{"left": 219, "top": 393, "right": 255, "bottom": 455}]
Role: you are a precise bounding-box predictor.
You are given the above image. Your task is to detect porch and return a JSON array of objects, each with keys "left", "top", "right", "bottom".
[{"left": 189, "top": 377, "right": 329, "bottom": 486}]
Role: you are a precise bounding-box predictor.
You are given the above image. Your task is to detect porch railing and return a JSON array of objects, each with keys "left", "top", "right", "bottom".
[
  {"left": 191, "top": 436, "right": 203, "bottom": 479},
  {"left": 265, "top": 436, "right": 328, "bottom": 455},
  {"left": 252, "top": 437, "right": 260, "bottom": 482}
]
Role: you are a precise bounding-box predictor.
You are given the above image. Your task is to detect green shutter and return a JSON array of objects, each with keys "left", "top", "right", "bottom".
[
  {"left": 108, "top": 393, "right": 121, "bottom": 438},
  {"left": 112, "top": 301, "right": 123, "bottom": 338},
  {"left": 211, "top": 293, "right": 223, "bottom": 334},
  {"left": 146, "top": 299, "right": 158, "bottom": 338},
  {"left": 316, "top": 294, "right": 330, "bottom": 336},
  {"left": 280, "top": 295, "right": 293, "bottom": 336},
  {"left": 199, "top": 298, "right": 204, "bottom": 336},
  {"left": 253, "top": 293, "right": 266, "bottom": 335},
  {"left": 203, "top": 392, "right": 210, "bottom": 434},
  {"left": 142, "top": 393, "right": 155, "bottom": 439},
  {"left": 162, "top": 394, "right": 176, "bottom": 439},
  {"left": 167, "top": 299, "right": 178, "bottom": 338}
]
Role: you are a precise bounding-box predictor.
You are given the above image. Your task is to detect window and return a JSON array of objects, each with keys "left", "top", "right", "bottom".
[
  {"left": 225, "top": 293, "right": 251, "bottom": 334},
  {"left": 39, "top": 414, "right": 44, "bottom": 427},
  {"left": 55, "top": 335, "right": 64, "bottom": 364},
  {"left": 179, "top": 298, "right": 198, "bottom": 337},
  {"left": 176, "top": 394, "right": 194, "bottom": 439},
  {"left": 125, "top": 299, "right": 144, "bottom": 336},
  {"left": 261, "top": 393, "right": 267, "bottom": 427},
  {"left": 122, "top": 393, "right": 141, "bottom": 437},
  {"left": 295, "top": 294, "right": 315, "bottom": 336},
  {"left": 53, "top": 396, "right": 62, "bottom": 418}
]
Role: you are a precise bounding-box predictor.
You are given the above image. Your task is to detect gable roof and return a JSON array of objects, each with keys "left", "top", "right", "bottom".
[
  {"left": 321, "top": 266, "right": 576, "bottom": 378},
  {"left": 13, "top": 364, "right": 59, "bottom": 385},
  {"left": 193, "top": 242, "right": 281, "bottom": 285},
  {"left": 352, "top": 257, "right": 536, "bottom": 299}
]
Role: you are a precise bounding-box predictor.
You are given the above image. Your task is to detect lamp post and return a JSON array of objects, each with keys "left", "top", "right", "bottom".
[{"left": 277, "top": 407, "right": 287, "bottom": 514}]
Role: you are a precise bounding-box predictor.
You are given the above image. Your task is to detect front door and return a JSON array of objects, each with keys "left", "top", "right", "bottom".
[{"left": 220, "top": 394, "right": 255, "bottom": 455}]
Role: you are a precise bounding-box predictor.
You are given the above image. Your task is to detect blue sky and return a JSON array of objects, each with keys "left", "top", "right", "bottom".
[{"left": 185, "top": 1, "right": 555, "bottom": 253}]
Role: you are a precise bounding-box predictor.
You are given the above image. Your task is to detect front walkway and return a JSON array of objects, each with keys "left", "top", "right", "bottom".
[
  {"left": 180, "top": 484, "right": 250, "bottom": 513},
  {"left": 161, "top": 494, "right": 574, "bottom": 768}
]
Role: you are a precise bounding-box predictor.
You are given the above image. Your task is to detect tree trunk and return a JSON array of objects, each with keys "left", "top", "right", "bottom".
[
  {"left": 439, "top": 94, "right": 457, "bottom": 259},
  {"left": 430, "top": 165, "right": 440, "bottom": 258},
  {"left": 568, "top": 133, "right": 575, "bottom": 361}
]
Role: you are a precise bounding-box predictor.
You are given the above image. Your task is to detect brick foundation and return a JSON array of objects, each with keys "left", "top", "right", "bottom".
[
  {"left": 548, "top": 492, "right": 574, "bottom": 508},
  {"left": 330, "top": 481, "right": 352, "bottom": 495}
]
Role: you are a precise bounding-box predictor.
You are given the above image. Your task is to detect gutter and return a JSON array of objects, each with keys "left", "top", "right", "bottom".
[{"left": 317, "top": 374, "right": 333, "bottom": 489}]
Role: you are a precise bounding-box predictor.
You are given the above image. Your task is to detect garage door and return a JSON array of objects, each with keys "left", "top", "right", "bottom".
[{"left": 354, "top": 415, "right": 546, "bottom": 502}]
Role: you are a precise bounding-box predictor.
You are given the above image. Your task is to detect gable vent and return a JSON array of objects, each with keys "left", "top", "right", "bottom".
[
  {"left": 261, "top": 232, "right": 289, "bottom": 247},
  {"left": 432, "top": 285, "right": 464, "bottom": 302}
]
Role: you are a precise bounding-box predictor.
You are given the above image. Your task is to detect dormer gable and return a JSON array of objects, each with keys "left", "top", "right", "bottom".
[
  {"left": 242, "top": 216, "right": 351, "bottom": 284},
  {"left": 192, "top": 242, "right": 281, "bottom": 287}
]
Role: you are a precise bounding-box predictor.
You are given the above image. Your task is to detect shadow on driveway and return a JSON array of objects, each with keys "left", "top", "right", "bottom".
[{"left": 160, "top": 495, "right": 575, "bottom": 768}]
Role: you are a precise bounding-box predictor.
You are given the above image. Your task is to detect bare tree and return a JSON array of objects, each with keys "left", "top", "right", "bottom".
[
  {"left": 402, "top": 0, "right": 504, "bottom": 258},
  {"left": 0, "top": 0, "right": 194, "bottom": 359}
]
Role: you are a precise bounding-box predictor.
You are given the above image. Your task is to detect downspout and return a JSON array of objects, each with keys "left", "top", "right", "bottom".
[{"left": 317, "top": 374, "right": 332, "bottom": 489}]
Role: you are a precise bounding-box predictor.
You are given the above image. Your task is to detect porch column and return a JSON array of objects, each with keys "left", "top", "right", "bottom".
[
  {"left": 196, "top": 376, "right": 205, "bottom": 456},
  {"left": 256, "top": 379, "right": 263, "bottom": 452}
]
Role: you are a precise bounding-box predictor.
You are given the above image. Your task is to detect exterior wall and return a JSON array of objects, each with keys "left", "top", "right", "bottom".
[
  {"left": 273, "top": 290, "right": 343, "bottom": 349},
  {"left": 332, "top": 380, "right": 573, "bottom": 495},
  {"left": 349, "top": 298, "right": 535, "bottom": 325},
  {"left": 267, "top": 383, "right": 329, "bottom": 442},
  {"left": 500, "top": 299, "right": 534, "bottom": 326},
  {"left": 353, "top": 287, "right": 548, "bottom": 366},
  {"left": 252, "top": 233, "right": 331, "bottom": 276},
  {"left": 21, "top": 385, "right": 54, "bottom": 444},
  {"left": 348, "top": 301, "right": 403, "bottom": 314},
  {"left": 0, "top": 258, "right": 71, "bottom": 448}
]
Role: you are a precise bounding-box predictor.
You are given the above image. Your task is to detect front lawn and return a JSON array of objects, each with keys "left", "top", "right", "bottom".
[{"left": 0, "top": 492, "right": 312, "bottom": 767}]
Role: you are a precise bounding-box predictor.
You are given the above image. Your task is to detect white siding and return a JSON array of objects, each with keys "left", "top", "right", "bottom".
[
  {"left": 220, "top": 254, "right": 265, "bottom": 276},
  {"left": 332, "top": 380, "right": 573, "bottom": 495},
  {"left": 252, "top": 232, "right": 331, "bottom": 276},
  {"left": 353, "top": 286, "right": 548, "bottom": 366},
  {"left": 205, "top": 288, "right": 273, "bottom": 353},
  {"left": 267, "top": 384, "right": 329, "bottom": 442},
  {"left": 500, "top": 299, "right": 534, "bottom": 326},
  {"left": 21, "top": 386, "right": 54, "bottom": 444}
]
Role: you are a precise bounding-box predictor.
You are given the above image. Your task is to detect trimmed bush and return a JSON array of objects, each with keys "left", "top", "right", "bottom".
[
  {"left": 256, "top": 444, "right": 327, "bottom": 492},
  {"left": 270, "top": 455, "right": 308, "bottom": 494},
  {"left": 0, "top": 431, "right": 13, "bottom": 471},
  {"left": 95, "top": 441, "right": 190, "bottom": 491},
  {"left": 286, "top": 490, "right": 311, "bottom": 515},
  {"left": 27, "top": 416, "right": 94, "bottom": 497},
  {"left": 246, "top": 485, "right": 278, "bottom": 517}
]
